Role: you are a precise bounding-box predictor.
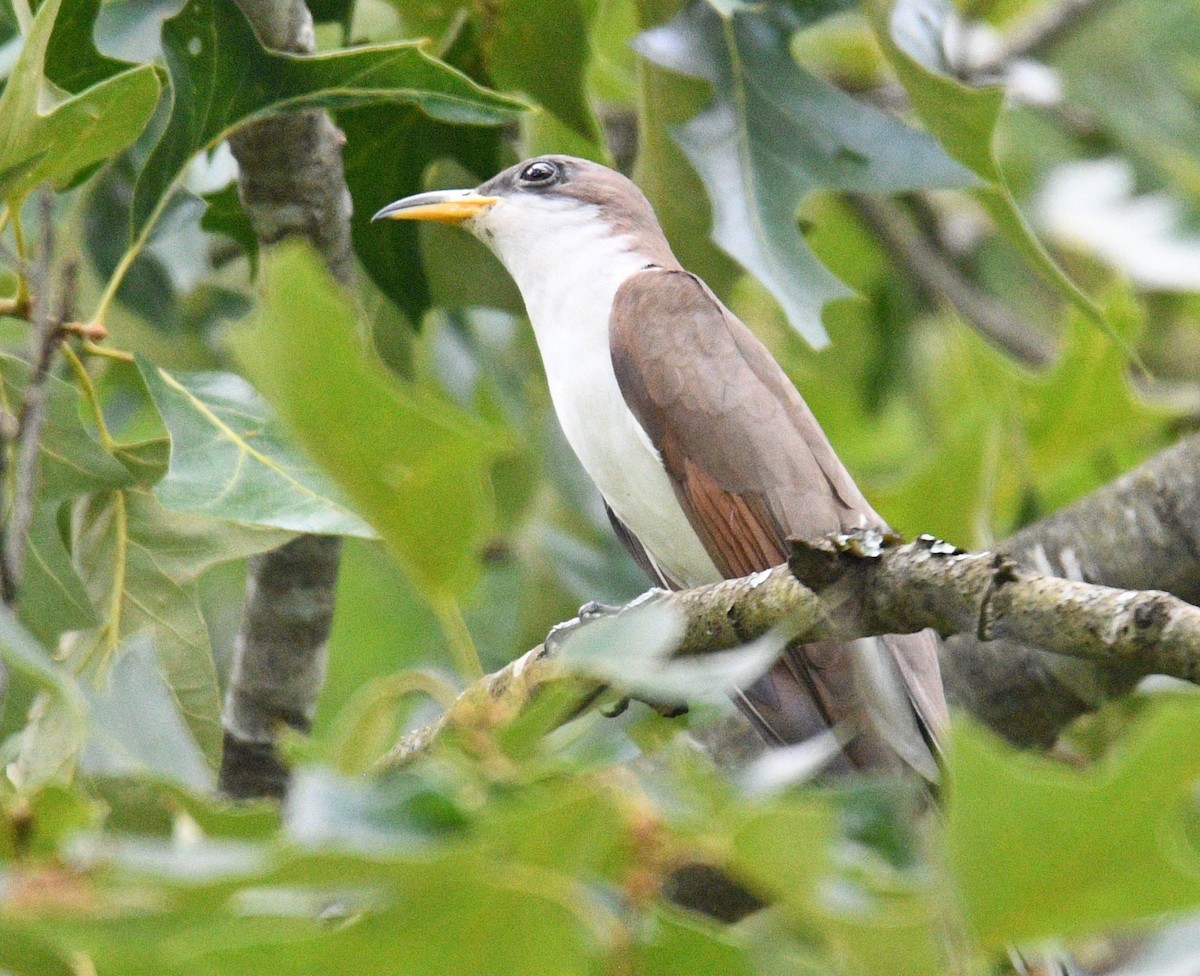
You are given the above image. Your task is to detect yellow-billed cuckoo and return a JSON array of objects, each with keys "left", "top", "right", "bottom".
[{"left": 374, "top": 155, "right": 948, "bottom": 779}]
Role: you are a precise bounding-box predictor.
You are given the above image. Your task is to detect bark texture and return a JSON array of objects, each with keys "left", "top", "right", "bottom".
[
  {"left": 943, "top": 433, "right": 1200, "bottom": 746},
  {"left": 219, "top": 0, "right": 351, "bottom": 799}
]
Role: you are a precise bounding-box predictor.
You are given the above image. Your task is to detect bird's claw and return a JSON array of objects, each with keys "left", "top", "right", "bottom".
[
  {"left": 578, "top": 600, "right": 619, "bottom": 620},
  {"left": 544, "top": 615, "right": 585, "bottom": 655}
]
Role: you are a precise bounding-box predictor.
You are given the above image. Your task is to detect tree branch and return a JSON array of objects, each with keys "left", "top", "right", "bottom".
[
  {"left": 1002, "top": 0, "right": 1118, "bottom": 63},
  {"left": 945, "top": 432, "right": 1200, "bottom": 746},
  {"left": 383, "top": 436, "right": 1200, "bottom": 766},
  {"left": 219, "top": 0, "right": 351, "bottom": 799},
  {"left": 846, "top": 194, "right": 1056, "bottom": 367}
]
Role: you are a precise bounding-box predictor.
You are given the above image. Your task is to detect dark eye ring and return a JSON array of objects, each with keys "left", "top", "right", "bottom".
[{"left": 518, "top": 160, "right": 559, "bottom": 186}]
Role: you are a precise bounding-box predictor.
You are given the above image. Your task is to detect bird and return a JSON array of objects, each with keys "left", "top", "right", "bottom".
[{"left": 373, "top": 155, "right": 948, "bottom": 780}]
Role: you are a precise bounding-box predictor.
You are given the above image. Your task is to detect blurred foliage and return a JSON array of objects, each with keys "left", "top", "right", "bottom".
[{"left": 0, "top": 0, "right": 1198, "bottom": 973}]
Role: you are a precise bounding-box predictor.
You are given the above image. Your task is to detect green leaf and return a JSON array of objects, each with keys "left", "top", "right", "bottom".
[
  {"left": 946, "top": 703, "right": 1200, "bottom": 948},
  {"left": 865, "top": 0, "right": 1102, "bottom": 325},
  {"left": 131, "top": 0, "right": 524, "bottom": 237},
  {"left": 137, "top": 360, "right": 375, "bottom": 538},
  {"left": 486, "top": 0, "right": 602, "bottom": 142},
  {"left": 58, "top": 487, "right": 293, "bottom": 766},
  {"left": 0, "top": 0, "right": 160, "bottom": 203},
  {"left": 1049, "top": 0, "right": 1200, "bottom": 190},
  {"left": 634, "top": 1, "right": 974, "bottom": 346},
  {"left": 0, "top": 355, "right": 130, "bottom": 645},
  {"left": 79, "top": 633, "right": 213, "bottom": 791},
  {"left": 379, "top": 0, "right": 602, "bottom": 140},
  {"left": 20, "top": 501, "right": 99, "bottom": 644},
  {"left": 636, "top": 907, "right": 757, "bottom": 976},
  {"left": 0, "top": 355, "right": 132, "bottom": 499},
  {"left": 44, "top": 0, "right": 134, "bottom": 93},
  {"left": 230, "top": 241, "right": 510, "bottom": 602},
  {"left": 0, "top": 609, "right": 88, "bottom": 790},
  {"left": 285, "top": 767, "right": 468, "bottom": 849},
  {"left": 633, "top": 0, "right": 744, "bottom": 299},
  {"left": 342, "top": 102, "right": 510, "bottom": 324}
]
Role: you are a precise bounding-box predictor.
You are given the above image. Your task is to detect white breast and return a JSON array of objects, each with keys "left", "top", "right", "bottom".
[{"left": 477, "top": 198, "right": 722, "bottom": 588}]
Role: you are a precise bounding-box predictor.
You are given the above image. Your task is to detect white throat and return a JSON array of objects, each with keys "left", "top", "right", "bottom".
[{"left": 471, "top": 198, "right": 722, "bottom": 587}]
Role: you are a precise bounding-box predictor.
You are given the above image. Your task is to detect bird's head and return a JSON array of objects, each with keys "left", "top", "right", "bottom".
[{"left": 371, "top": 155, "right": 677, "bottom": 286}]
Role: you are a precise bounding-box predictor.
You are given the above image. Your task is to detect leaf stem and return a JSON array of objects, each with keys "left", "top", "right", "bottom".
[
  {"left": 103, "top": 489, "right": 128, "bottom": 655},
  {"left": 11, "top": 0, "right": 32, "bottom": 35},
  {"left": 81, "top": 341, "right": 134, "bottom": 363},
  {"left": 435, "top": 597, "right": 483, "bottom": 680},
  {"left": 61, "top": 343, "right": 116, "bottom": 451},
  {"left": 87, "top": 193, "right": 171, "bottom": 334},
  {"left": 0, "top": 205, "right": 9, "bottom": 236}
]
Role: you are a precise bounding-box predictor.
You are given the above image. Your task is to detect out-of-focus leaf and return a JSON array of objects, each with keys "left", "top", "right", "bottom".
[
  {"left": 84, "top": 157, "right": 188, "bottom": 331},
  {"left": 635, "top": 1, "right": 974, "bottom": 346},
  {"left": 44, "top": 0, "right": 132, "bottom": 92},
  {"left": 1049, "top": 0, "right": 1200, "bottom": 193},
  {"left": 231, "top": 242, "right": 510, "bottom": 601},
  {"left": 80, "top": 634, "right": 213, "bottom": 791},
  {"left": 635, "top": 907, "right": 758, "bottom": 976},
  {"left": 0, "top": 0, "right": 160, "bottom": 202},
  {"left": 92, "top": 775, "right": 280, "bottom": 839},
  {"left": 138, "top": 360, "right": 375, "bottom": 537},
  {"left": 485, "top": 0, "right": 601, "bottom": 142},
  {"left": 285, "top": 767, "right": 468, "bottom": 850},
  {"left": 29, "top": 841, "right": 601, "bottom": 976},
  {"left": 0, "top": 929, "right": 74, "bottom": 976},
  {"left": 866, "top": 0, "right": 1101, "bottom": 325},
  {"left": 201, "top": 183, "right": 259, "bottom": 273},
  {"left": 384, "top": 0, "right": 601, "bottom": 139},
  {"left": 0, "top": 610, "right": 87, "bottom": 790},
  {"left": 947, "top": 703, "right": 1200, "bottom": 948},
  {"left": 871, "top": 291, "right": 1175, "bottom": 543},
  {"left": 558, "top": 601, "right": 788, "bottom": 702},
  {"left": 131, "top": 0, "right": 524, "bottom": 236},
  {"left": 22, "top": 488, "right": 294, "bottom": 778},
  {"left": 314, "top": 539, "right": 441, "bottom": 737}
]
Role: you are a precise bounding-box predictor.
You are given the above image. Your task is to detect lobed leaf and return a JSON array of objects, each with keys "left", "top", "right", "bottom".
[
  {"left": 635, "top": 0, "right": 974, "bottom": 346},
  {"left": 138, "top": 360, "right": 374, "bottom": 538},
  {"left": 131, "top": 0, "right": 524, "bottom": 237},
  {"left": 947, "top": 702, "right": 1200, "bottom": 948},
  {"left": 0, "top": 0, "right": 160, "bottom": 203}
]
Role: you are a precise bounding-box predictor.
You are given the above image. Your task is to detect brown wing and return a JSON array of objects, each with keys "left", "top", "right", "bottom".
[{"left": 609, "top": 268, "right": 947, "bottom": 777}]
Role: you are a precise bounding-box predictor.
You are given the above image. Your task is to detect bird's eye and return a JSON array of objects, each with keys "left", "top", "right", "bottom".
[{"left": 517, "top": 160, "right": 559, "bottom": 186}]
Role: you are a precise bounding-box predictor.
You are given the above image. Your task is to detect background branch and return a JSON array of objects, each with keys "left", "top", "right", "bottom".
[
  {"left": 847, "top": 194, "right": 1056, "bottom": 367},
  {"left": 219, "top": 0, "right": 351, "bottom": 799},
  {"left": 944, "top": 432, "right": 1200, "bottom": 746}
]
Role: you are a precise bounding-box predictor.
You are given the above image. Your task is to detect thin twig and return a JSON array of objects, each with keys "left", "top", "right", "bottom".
[
  {"left": 1003, "top": 0, "right": 1118, "bottom": 62},
  {"left": 3, "top": 194, "right": 69, "bottom": 603},
  {"left": 847, "top": 194, "right": 1057, "bottom": 367}
]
